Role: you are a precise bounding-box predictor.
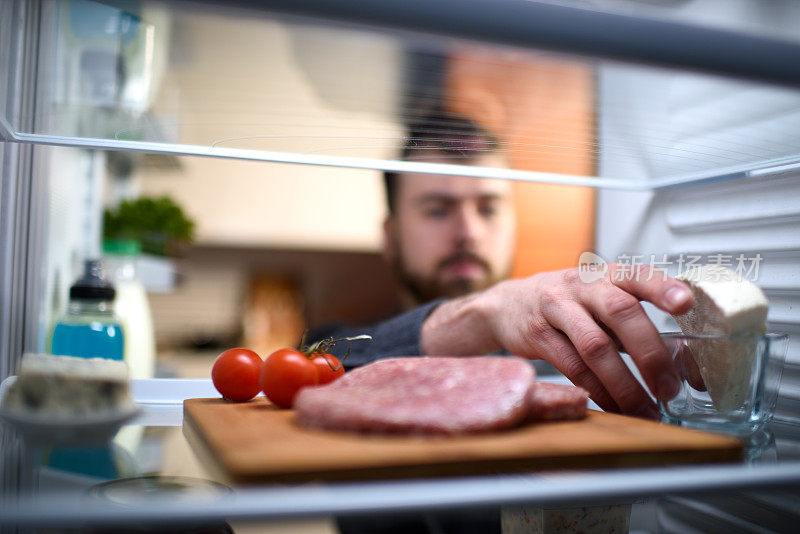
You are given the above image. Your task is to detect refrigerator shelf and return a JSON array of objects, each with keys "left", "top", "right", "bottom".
[{"left": 3, "top": 0, "right": 800, "bottom": 191}]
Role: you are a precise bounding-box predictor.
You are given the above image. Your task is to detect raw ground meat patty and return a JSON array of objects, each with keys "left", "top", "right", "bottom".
[
  {"left": 294, "top": 356, "right": 536, "bottom": 434},
  {"left": 527, "top": 382, "right": 589, "bottom": 421}
]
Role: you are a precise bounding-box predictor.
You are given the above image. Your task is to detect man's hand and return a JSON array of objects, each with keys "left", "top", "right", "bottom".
[{"left": 420, "top": 264, "right": 694, "bottom": 419}]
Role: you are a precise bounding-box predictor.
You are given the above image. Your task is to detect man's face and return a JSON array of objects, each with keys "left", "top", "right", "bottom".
[{"left": 384, "top": 153, "right": 516, "bottom": 304}]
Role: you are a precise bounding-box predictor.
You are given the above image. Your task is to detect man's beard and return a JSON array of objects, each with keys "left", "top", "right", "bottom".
[{"left": 393, "top": 250, "right": 505, "bottom": 305}]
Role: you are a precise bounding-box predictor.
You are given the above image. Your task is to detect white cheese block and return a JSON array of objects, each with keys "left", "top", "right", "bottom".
[
  {"left": 3, "top": 353, "right": 133, "bottom": 416},
  {"left": 673, "top": 265, "right": 768, "bottom": 412}
]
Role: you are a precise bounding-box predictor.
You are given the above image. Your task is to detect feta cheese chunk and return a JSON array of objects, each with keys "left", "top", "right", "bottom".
[
  {"left": 673, "top": 265, "right": 768, "bottom": 411},
  {"left": 3, "top": 353, "right": 132, "bottom": 416}
]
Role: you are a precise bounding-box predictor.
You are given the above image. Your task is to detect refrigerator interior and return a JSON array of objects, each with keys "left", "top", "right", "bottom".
[
  {"left": 1, "top": 0, "right": 800, "bottom": 530},
  {"left": 2, "top": 0, "right": 800, "bottom": 432}
]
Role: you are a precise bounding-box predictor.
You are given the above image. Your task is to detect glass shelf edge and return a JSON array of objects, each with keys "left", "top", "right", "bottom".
[
  {"left": 651, "top": 156, "right": 800, "bottom": 191},
  {"left": 2, "top": 126, "right": 646, "bottom": 190},
  {"left": 3, "top": 461, "right": 800, "bottom": 527},
  {"left": 5, "top": 119, "right": 798, "bottom": 192}
]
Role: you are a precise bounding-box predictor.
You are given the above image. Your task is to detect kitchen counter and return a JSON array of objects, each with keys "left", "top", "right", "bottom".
[{"left": 1, "top": 377, "right": 800, "bottom": 531}]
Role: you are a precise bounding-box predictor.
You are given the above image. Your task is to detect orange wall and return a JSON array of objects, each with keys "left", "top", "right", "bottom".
[{"left": 446, "top": 47, "right": 596, "bottom": 277}]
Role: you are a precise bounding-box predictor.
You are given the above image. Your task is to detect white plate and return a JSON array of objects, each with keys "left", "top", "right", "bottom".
[
  {"left": 0, "top": 376, "right": 141, "bottom": 446},
  {"left": 0, "top": 405, "right": 141, "bottom": 446}
]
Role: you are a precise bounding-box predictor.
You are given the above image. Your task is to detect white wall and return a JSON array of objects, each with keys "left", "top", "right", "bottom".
[
  {"left": 597, "top": 64, "right": 800, "bottom": 364},
  {"left": 133, "top": 10, "right": 401, "bottom": 251}
]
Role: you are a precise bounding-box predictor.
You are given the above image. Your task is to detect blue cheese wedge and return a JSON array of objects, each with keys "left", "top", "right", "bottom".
[
  {"left": 4, "top": 353, "right": 132, "bottom": 416},
  {"left": 673, "top": 265, "right": 768, "bottom": 412}
]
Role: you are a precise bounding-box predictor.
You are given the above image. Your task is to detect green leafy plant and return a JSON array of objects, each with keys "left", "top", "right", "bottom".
[{"left": 103, "top": 196, "right": 195, "bottom": 256}]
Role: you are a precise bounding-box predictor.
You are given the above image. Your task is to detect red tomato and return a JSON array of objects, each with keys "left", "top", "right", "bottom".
[
  {"left": 211, "top": 348, "right": 263, "bottom": 402},
  {"left": 312, "top": 353, "right": 345, "bottom": 385},
  {"left": 259, "top": 349, "right": 319, "bottom": 408}
]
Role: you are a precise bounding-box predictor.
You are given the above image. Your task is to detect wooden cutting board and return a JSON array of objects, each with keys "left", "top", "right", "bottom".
[{"left": 183, "top": 397, "right": 742, "bottom": 484}]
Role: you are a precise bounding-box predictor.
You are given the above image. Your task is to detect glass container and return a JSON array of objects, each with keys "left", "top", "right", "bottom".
[{"left": 658, "top": 332, "right": 788, "bottom": 435}]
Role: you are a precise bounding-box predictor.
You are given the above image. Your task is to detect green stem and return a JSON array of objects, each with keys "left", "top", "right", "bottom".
[{"left": 304, "top": 334, "right": 372, "bottom": 371}]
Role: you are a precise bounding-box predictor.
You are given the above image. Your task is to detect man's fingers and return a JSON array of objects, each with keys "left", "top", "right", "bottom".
[
  {"left": 543, "top": 303, "right": 659, "bottom": 418},
  {"left": 534, "top": 328, "right": 620, "bottom": 413},
  {"left": 608, "top": 264, "right": 693, "bottom": 316},
  {"left": 580, "top": 283, "right": 681, "bottom": 403},
  {"left": 598, "top": 322, "right": 624, "bottom": 352}
]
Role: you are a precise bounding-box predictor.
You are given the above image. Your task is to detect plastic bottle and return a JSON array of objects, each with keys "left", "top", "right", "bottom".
[
  {"left": 49, "top": 260, "right": 127, "bottom": 481},
  {"left": 103, "top": 239, "right": 156, "bottom": 379},
  {"left": 51, "top": 259, "right": 124, "bottom": 360}
]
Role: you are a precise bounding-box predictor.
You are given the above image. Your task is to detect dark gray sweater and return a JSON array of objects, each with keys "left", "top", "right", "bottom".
[{"left": 307, "top": 299, "right": 560, "bottom": 376}]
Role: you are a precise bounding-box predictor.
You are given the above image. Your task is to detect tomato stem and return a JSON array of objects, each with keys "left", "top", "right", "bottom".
[{"left": 302, "top": 334, "right": 372, "bottom": 371}]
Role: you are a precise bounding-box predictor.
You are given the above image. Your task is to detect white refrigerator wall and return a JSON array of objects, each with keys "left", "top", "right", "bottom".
[
  {"left": 596, "top": 1, "right": 800, "bottom": 390},
  {"left": 29, "top": 0, "right": 118, "bottom": 356},
  {"left": 596, "top": 65, "right": 800, "bottom": 368},
  {"left": 37, "top": 146, "right": 107, "bottom": 351}
]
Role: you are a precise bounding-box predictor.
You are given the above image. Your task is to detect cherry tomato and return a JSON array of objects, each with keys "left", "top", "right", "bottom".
[
  {"left": 312, "top": 353, "right": 345, "bottom": 385},
  {"left": 259, "top": 349, "right": 319, "bottom": 408},
  {"left": 211, "top": 348, "right": 263, "bottom": 402}
]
